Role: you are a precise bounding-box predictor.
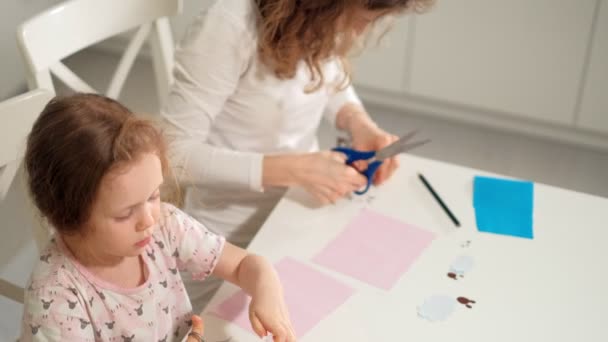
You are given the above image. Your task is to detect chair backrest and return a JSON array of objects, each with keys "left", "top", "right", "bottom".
[
  {"left": 17, "top": 0, "right": 181, "bottom": 106},
  {"left": 0, "top": 89, "right": 53, "bottom": 252}
]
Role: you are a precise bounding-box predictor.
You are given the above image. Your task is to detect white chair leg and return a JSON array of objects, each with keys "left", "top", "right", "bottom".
[{"left": 0, "top": 279, "right": 24, "bottom": 304}]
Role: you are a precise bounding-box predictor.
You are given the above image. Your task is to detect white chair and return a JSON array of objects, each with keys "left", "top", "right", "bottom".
[
  {"left": 16, "top": 0, "right": 181, "bottom": 107},
  {"left": 0, "top": 89, "right": 53, "bottom": 303}
]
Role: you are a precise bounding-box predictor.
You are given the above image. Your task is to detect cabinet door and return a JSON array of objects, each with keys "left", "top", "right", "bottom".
[
  {"left": 578, "top": 0, "right": 608, "bottom": 134},
  {"left": 352, "top": 16, "right": 411, "bottom": 93},
  {"left": 408, "top": 0, "right": 596, "bottom": 125}
]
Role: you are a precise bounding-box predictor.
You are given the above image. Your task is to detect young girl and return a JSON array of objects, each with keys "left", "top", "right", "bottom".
[{"left": 20, "top": 94, "right": 295, "bottom": 342}]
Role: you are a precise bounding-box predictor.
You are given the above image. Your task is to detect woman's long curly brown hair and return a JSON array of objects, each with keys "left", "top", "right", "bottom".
[{"left": 256, "top": 0, "right": 434, "bottom": 91}]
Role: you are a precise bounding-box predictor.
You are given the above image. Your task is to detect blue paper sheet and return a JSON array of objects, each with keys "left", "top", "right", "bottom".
[{"left": 473, "top": 176, "right": 534, "bottom": 239}]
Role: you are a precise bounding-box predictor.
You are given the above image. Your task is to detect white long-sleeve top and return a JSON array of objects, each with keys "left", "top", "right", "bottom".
[{"left": 161, "top": 0, "right": 362, "bottom": 247}]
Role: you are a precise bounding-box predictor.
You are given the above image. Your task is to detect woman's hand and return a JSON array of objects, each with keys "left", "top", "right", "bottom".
[
  {"left": 337, "top": 103, "right": 400, "bottom": 185},
  {"left": 186, "top": 315, "right": 205, "bottom": 342},
  {"left": 350, "top": 123, "right": 399, "bottom": 186},
  {"left": 263, "top": 151, "right": 367, "bottom": 204}
]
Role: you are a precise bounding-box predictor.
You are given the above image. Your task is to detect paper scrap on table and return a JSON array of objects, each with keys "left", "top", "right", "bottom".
[
  {"left": 210, "top": 257, "right": 354, "bottom": 338},
  {"left": 418, "top": 295, "right": 477, "bottom": 321},
  {"left": 417, "top": 295, "right": 456, "bottom": 322},
  {"left": 473, "top": 176, "right": 534, "bottom": 239},
  {"left": 312, "top": 208, "right": 435, "bottom": 290},
  {"left": 447, "top": 255, "right": 474, "bottom": 280},
  {"left": 450, "top": 255, "right": 474, "bottom": 275}
]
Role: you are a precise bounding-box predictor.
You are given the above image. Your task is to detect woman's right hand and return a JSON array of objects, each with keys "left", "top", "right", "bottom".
[{"left": 263, "top": 151, "right": 368, "bottom": 204}]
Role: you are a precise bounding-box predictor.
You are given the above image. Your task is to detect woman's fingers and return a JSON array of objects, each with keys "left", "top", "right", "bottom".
[
  {"left": 373, "top": 134, "right": 399, "bottom": 185},
  {"left": 186, "top": 315, "right": 205, "bottom": 342},
  {"left": 330, "top": 150, "right": 348, "bottom": 163}
]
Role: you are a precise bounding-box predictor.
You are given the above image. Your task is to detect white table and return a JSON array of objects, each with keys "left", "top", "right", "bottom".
[{"left": 202, "top": 155, "right": 608, "bottom": 341}]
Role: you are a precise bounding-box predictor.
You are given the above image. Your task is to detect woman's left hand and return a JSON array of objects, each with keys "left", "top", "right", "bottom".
[{"left": 349, "top": 117, "right": 400, "bottom": 186}]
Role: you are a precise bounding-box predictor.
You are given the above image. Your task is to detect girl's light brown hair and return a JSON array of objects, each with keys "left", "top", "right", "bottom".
[
  {"left": 25, "top": 93, "right": 169, "bottom": 234},
  {"left": 256, "top": 0, "right": 434, "bottom": 91}
]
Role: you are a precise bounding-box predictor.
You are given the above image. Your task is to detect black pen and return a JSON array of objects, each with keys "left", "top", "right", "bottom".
[{"left": 418, "top": 173, "right": 460, "bottom": 227}]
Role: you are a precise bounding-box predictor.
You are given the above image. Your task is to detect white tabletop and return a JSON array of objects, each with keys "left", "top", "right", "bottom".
[{"left": 202, "top": 155, "right": 608, "bottom": 341}]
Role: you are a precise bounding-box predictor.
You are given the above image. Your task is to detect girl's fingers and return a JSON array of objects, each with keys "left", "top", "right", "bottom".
[
  {"left": 278, "top": 321, "right": 294, "bottom": 342},
  {"left": 279, "top": 303, "right": 296, "bottom": 341},
  {"left": 249, "top": 312, "right": 267, "bottom": 338},
  {"left": 191, "top": 315, "right": 204, "bottom": 332},
  {"left": 186, "top": 315, "right": 205, "bottom": 342},
  {"left": 285, "top": 320, "right": 297, "bottom": 342},
  {"left": 267, "top": 322, "right": 287, "bottom": 342}
]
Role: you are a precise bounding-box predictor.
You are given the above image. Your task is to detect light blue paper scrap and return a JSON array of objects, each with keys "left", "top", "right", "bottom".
[
  {"left": 449, "top": 255, "right": 475, "bottom": 275},
  {"left": 417, "top": 295, "right": 456, "bottom": 322}
]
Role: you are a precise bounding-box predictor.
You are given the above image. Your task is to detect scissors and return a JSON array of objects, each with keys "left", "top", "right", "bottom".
[{"left": 332, "top": 130, "right": 430, "bottom": 195}]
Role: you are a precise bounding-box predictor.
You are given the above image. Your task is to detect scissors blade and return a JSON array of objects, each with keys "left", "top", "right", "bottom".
[{"left": 374, "top": 134, "right": 430, "bottom": 161}]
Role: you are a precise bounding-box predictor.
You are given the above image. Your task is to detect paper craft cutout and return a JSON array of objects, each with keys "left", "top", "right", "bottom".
[
  {"left": 447, "top": 255, "right": 474, "bottom": 280},
  {"left": 418, "top": 295, "right": 478, "bottom": 321},
  {"left": 210, "top": 257, "right": 354, "bottom": 338},
  {"left": 417, "top": 295, "right": 456, "bottom": 321},
  {"left": 473, "top": 176, "right": 534, "bottom": 239},
  {"left": 312, "top": 208, "right": 435, "bottom": 290},
  {"left": 457, "top": 297, "right": 476, "bottom": 309}
]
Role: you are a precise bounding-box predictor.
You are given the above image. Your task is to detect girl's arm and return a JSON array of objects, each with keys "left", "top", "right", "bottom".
[
  {"left": 161, "top": 204, "right": 295, "bottom": 341},
  {"left": 212, "top": 243, "right": 296, "bottom": 341}
]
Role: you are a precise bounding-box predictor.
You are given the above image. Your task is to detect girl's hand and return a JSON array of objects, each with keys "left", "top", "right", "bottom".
[
  {"left": 248, "top": 273, "right": 296, "bottom": 341},
  {"left": 186, "top": 315, "right": 205, "bottom": 342},
  {"left": 263, "top": 151, "right": 367, "bottom": 205},
  {"left": 249, "top": 293, "right": 295, "bottom": 342},
  {"left": 213, "top": 251, "right": 296, "bottom": 341}
]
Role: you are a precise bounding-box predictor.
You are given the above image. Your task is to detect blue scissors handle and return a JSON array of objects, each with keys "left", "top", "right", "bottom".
[{"left": 332, "top": 147, "right": 383, "bottom": 195}]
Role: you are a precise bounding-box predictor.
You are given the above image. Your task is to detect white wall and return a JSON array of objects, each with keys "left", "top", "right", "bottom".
[
  {"left": 0, "top": 0, "right": 63, "bottom": 100},
  {"left": 170, "top": 0, "right": 213, "bottom": 42}
]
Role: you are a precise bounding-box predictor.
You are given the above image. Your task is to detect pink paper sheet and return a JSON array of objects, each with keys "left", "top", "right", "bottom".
[
  {"left": 313, "top": 208, "right": 435, "bottom": 290},
  {"left": 210, "top": 257, "right": 354, "bottom": 338}
]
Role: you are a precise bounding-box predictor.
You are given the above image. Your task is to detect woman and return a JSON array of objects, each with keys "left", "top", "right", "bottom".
[{"left": 161, "top": 0, "right": 433, "bottom": 311}]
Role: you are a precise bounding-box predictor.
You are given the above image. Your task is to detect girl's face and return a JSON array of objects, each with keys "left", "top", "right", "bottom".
[{"left": 80, "top": 152, "right": 164, "bottom": 261}]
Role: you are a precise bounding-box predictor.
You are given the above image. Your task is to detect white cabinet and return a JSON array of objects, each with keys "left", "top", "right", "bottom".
[
  {"left": 407, "top": 0, "right": 596, "bottom": 125},
  {"left": 577, "top": 0, "right": 608, "bottom": 134},
  {"left": 352, "top": 16, "right": 411, "bottom": 93}
]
